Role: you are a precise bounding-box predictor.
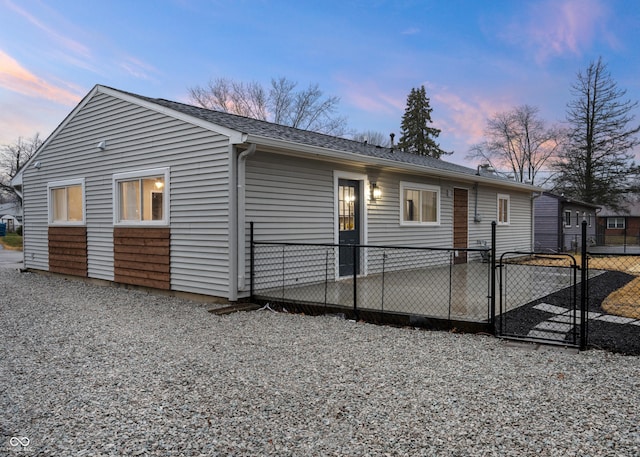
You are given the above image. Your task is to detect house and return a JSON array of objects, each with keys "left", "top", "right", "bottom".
[
  {"left": 534, "top": 192, "right": 599, "bottom": 252},
  {"left": 597, "top": 201, "right": 640, "bottom": 246},
  {"left": 0, "top": 201, "right": 23, "bottom": 232},
  {"left": 12, "top": 85, "right": 539, "bottom": 302}
]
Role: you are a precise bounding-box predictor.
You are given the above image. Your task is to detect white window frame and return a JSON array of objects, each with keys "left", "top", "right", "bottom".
[
  {"left": 399, "top": 182, "right": 441, "bottom": 226},
  {"left": 113, "top": 168, "right": 170, "bottom": 226},
  {"left": 564, "top": 210, "right": 572, "bottom": 228},
  {"left": 607, "top": 217, "right": 625, "bottom": 229},
  {"left": 497, "top": 194, "right": 510, "bottom": 226},
  {"left": 47, "top": 178, "right": 86, "bottom": 226}
]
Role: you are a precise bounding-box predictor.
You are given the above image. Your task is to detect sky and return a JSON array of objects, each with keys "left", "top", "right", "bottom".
[{"left": 1, "top": 0, "right": 640, "bottom": 167}]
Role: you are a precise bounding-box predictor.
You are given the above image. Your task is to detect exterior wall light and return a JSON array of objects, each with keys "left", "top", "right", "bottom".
[{"left": 370, "top": 182, "right": 382, "bottom": 201}]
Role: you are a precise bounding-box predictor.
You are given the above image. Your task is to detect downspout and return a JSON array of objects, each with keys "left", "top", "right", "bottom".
[{"left": 237, "top": 143, "right": 256, "bottom": 293}]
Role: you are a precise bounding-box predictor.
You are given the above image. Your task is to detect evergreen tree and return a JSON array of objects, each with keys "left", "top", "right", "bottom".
[
  {"left": 554, "top": 58, "right": 640, "bottom": 209},
  {"left": 398, "top": 86, "right": 449, "bottom": 158}
]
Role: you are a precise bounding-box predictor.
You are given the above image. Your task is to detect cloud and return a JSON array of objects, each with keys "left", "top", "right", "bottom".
[
  {"left": 4, "top": 0, "right": 92, "bottom": 60},
  {"left": 338, "top": 77, "right": 405, "bottom": 115},
  {"left": 432, "top": 88, "right": 511, "bottom": 149},
  {"left": 0, "top": 49, "right": 81, "bottom": 105},
  {"left": 119, "top": 56, "right": 159, "bottom": 81},
  {"left": 502, "top": 0, "right": 612, "bottom": 62},
  {"left": 401, "top": 27, "right": 420, "bottom": 35}
]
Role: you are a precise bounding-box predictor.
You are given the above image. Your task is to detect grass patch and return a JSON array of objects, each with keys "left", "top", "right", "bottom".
[
  {"left": 601, "top": 277, "right": 640, "bottom": 319},
  {"left": 0, "top": 233, "right": 23, "bottom": 250}
]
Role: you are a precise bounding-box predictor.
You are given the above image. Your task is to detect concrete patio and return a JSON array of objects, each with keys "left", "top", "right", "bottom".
[{"left": 254, "top": 260, "right": 583, "bottom": 323}]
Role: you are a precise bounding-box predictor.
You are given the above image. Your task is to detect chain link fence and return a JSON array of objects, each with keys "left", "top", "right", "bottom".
[{"left": 251, "top": 237, "right": 493, "bottom": 331}]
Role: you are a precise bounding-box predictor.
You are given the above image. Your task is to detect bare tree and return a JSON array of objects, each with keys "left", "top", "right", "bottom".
[
  {"left": 1, "top": 133, "right": 42, "bottom": 203},
  {"left": 188, "top": 76, "right": 348, "bottom": 136},
  {"left": 554, "top": 57, "right": 640, "bottom": 209},
  {"left": 351, "top": 131, "right": 391, "bottom": 147},
  {"left": 468, "top": 105, "right": 562, "bottom": 185}
]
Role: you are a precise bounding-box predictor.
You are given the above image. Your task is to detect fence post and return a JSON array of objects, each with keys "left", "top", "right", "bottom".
[
  {"left": 580, "top": 220, "right": 588, "bottom": 351},
  {"left": 490, "top": 221, "right": 497, "bottom": 334},
  {"left": 250, "top": 222, "right": 254, "bottom": 301},
  {"left": 353, "top": 244, "right": 359, "bottom": 320}
]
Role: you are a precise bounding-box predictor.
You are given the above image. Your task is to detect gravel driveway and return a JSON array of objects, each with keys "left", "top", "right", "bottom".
[{"left": 2, "top": 268, "right": 640, "bottom": 456}]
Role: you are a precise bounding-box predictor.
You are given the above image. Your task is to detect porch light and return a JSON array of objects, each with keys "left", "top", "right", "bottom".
[
  {"left": 154, "top": 179, "right": 164, "bottom": 190},
  {"left": 370, "top": 182, "right": 382, "bottom": 201}
]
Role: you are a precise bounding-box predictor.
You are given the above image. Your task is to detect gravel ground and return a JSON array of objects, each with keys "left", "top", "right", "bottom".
[
  {"left": 499, "top": 271, "right": 640, "bottom": 355},
  {"left": 2, "top": 269, "right": 640, "bottom": 456}
]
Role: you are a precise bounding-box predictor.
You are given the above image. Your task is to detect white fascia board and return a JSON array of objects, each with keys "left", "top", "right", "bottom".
[
  {"left": 97, "top": 86, "right": 247, "bottom": 144},
  {"left": 245, "top": 134, "right": 543, "bottom": 193}
]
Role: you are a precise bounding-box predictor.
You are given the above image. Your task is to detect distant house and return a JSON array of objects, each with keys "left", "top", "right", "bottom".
[
  {"left": 12, "top": 85, "right": 539, "bottom": 302},
  {"left": 0, "top": 201, "right": 22, "bottom": 232},
  {"left": 534, "top": 192, "right": 599, "bottom": 252},
  {"left": 597, "top": 201, "right": 640, "bottom": 246}
]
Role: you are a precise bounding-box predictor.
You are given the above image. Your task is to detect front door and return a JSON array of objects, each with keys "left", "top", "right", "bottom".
[
  {"left": 453, "top": 188, "right": 468, "bottom": 264},
  {"left": 338, "top": 179, "right": 360, "bottom": 276}
]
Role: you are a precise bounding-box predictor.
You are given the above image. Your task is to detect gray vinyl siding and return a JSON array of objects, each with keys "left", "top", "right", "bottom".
[
  {"left": 245, "top": 152, "right": 533, "bottom": 286},
  {"left": 468, "top": 186, "right": 533, "bottom": 255},
  {"left": 21, "top": 92, "right": 231, "bottom": 297},
  {"left": 245, "top": 152, "right": 337, "bottom": 243},
  {"left": 534, "top": 194, "right": 560, "bottom": 251}
]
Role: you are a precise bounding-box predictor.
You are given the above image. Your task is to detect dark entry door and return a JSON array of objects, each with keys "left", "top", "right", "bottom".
[
  {"left": 338, "top": 179, "right": 360, "bottom": 276},
  {"left": 453, "top": 188, "right": 468, "bottom": 264}
]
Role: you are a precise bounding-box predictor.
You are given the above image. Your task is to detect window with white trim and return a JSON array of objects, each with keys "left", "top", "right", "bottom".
[
  {"left": 607, "top": 217, "right": 625, "bottom": 229},
  {"left": 48, "top": 179, "right": 85, "bottom": 225},
  {"left": 497, "top": 194, "right": 510, "bottom": 225},
  {"left": 113, "top": 168, "right": 169, "bottom": 225},
  {"left": 564, "top": 210, "right": 572, "bottom": 228},
  {"left": 588, "top": 213, "right": 592, "bottom": 227},
  {"left": 400, "top": 182, "right": 440, "bottom": 225}
]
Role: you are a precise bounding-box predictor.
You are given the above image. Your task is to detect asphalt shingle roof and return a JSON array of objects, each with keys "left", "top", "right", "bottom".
[{"left": 120, "top": 88, "right": 489, "bottom": 178}]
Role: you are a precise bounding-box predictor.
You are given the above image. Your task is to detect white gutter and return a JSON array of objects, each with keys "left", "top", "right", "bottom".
[{"left": 236, "top": 143, "right": 256, "bottom": 293}]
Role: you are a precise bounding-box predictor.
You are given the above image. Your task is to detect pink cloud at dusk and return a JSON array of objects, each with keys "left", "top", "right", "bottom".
[
  {"left": 503, "top": 0, "right": 614, "bottom": 62},
  {"left": 432, "top": 89, "right": 512, "bottom": 150},
  {"left": 338, "top": 78, "right": 406, "bottom": 116},
  {"left": 0, "top": 50, "right": 81, "bottom": 105}
]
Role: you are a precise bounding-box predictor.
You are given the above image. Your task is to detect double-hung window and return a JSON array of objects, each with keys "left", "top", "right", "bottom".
[
  {"left": 607, "top": 217, "right": 625, "bottom": 229},
  {"left": 497, "top": 194, "right": 510, "bottom": 225},
  {"left": 48, "top": 179, "right": 85, "bottom": 225},
  {"left": 564, "top": 210, "right": 572, "bottom": 228},
  {"left": 113, "top": 168, "right": 169, "bottom": 225},
  {"left": 400, "top": 182, "right": 440, "bottom": 225}
]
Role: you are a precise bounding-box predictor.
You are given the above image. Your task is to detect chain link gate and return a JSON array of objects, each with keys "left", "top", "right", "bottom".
[{"left": 496, "top": 252, "right": 586, "bottom": 348}]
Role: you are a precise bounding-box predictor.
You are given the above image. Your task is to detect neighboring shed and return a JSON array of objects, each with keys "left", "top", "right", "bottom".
[
  {"left": 534, "top": 192, "right": 599, "bottom": 252},
  {"left": 12, "top": 85, "right": 539, "bottom": 302},
  {"left": 597, "top": 201, "right": 640, "bottom": 246}
]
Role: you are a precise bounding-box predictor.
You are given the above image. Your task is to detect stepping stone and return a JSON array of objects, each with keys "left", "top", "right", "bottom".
[
  {"left": 563, "top": 310, "right": 601, "bottom": 320},
  {"left": 631, "top": 321, "right": 640, "bottom": 326},
  {"left": 534, "top": 321, "right": 574, "bottom": 332},
  {"left": 548, "top": 315, "right": 574, "bottom": 323},
  {"left": 595, "top": 315, "right": 637, "bottom": 324},
  {"left": 527, "top": 329, "right": 567, "bottom": 341},
  {"left": 533, "top": 303, "right": 569, "bottom": 314}
]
